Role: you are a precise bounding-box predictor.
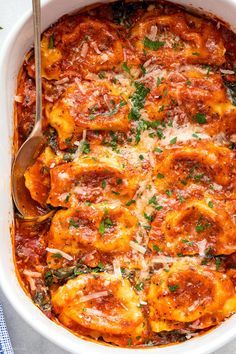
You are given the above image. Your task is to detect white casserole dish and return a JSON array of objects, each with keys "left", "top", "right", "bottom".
[{"left": 0, "top": 0, "right": 236, "bottom": 353}]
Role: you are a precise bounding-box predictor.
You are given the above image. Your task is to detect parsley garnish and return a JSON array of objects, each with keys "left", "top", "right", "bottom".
[
  {"left": 194, "top": 113, "right": 207, "bottom": 124},
  {"left": 126, "top": 199, "right": 136, "bottom": 206},
  {"left": 101, "top": 180, "right": 106, "bottom": 189},
  {"left": 64, "top": 193, "right": 71, "bottom": 203},
  {"left": 144, "top": 213, "right": 153, "bottom": 222},
  {"left": 140, "top": 64, "right": 146, "bottom": 74},
  {"left": 154, "top": 147, "right": 163, "bottom": 153},
  {"left": 98, "top": 71, "right": 106, "bottom": 79},
  {"left": 178, "top": 194, "right": 185, "bottom": 203},
  {"left": 148, "top": 195, "right": 163, "bottom": 210},
  {"left": 170, "top": 137, "right": 177, "bottom": 145},
  {"left": 144, "top": 37, "right": 165, "bottom": 51},
  {"left": 195, "top": 224, "right": 204, "bottom": 232},
  {"left": 168, "top": 284, "right": 179, "bottom": 292},
  {"left": 182, "top": 239, "right": 194, "bottom": 246},
  {"left": 215, "top": 257, "right": 221, "bottom": 270},
  {"left": 208, "top": 201, "right": 214, "bottom": 208},
  {"left": 157, "top": 173, "right": 165, "bottom": 179},
  {"left": 153, "top": 244, "right": 162, "bottom": 252},
  {"left": 194, "top": 173, "right": 204, "bottom": 181},
  {"left": 48, "top": 34, "right": 55, "bottom": 49},
  {"left": 52, "top": 253, "right": 63, "bottom": 259},
  {"left": 69, "top": 218, "right": 79, "bottom": 228},
  {"left": 127, "top": 338, "right": 132, "bottom": 347},
  {"left": 122, "top": 62, "right": 131, "bottom": 73},
  {"left": 165, "top": 190, "right": 173, "bottom": 197},
  {"left": 135, "top": 282, "right": 144, "bottom": 291},
  {"left": 129, "top": 82, "right": 150, "bottom": 121},
  {"left": 186, "top": 79, "right": 191, "bottom": 86},
  {"left": 99, "top": 216, "right": 113, "bottom": 235},
  {"left": 157, "top": 77, "right": 164, "bottom": 87},
  {"left": 81, "top": 140, "right": 90, "bottom": 154}
]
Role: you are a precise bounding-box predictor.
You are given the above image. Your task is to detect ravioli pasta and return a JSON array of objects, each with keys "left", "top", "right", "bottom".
[{"left": 14, "top": 0, "right": 236, "bottom": 348}]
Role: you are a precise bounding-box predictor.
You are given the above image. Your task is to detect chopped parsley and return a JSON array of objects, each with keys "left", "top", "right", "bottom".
[
  {"left": 178, "top": 194, "right": 185, "bottom": 203},
  {"left": 194, "top": 113, "right": 207, "bottom": 124},
  {"left": 122, "top": 62, "right": 131, "bottom": 73},
  {"left": 148, "top": 195, "right": 163, "bottom": 210},
  {"left": 126, "top": 199, "right": 136, "bottom": 206},
  {"left": 99, "top": 216, "right": 113, "bottom": 235},
  {"left": 186, "top": 79, "right": 191, "bottom": 86},
  {"left": 195, "top": 218, "right": 211, "bottom": 233},
  {"left": 165, "top": 190, "right": 173, "bottom": 197},
  {"left": 81, "top": 140, "right": 90, "bottom": 154},
  {"left": 127, "top": 338, "right": 132, "bottom": 347},
  {"left": 64, "top": 193, "right": 71, "bottom": 203},
  {"left": 52, "top": 253, "right": 63, "bottom": 259},
  {"left": 182, "top": 239, "right": 194, "bottom": 246},
  {"left": 195, "top": 224, "right": 204, "bottom": 232},
  {"left": 144, "top": 37, "right": 165, "bottom": 51},
  {"left": 192, "top": 52, "right": 200, "bottom": 56},
  {"left": 98, "top": 71, "right": 106, "bottom": 79},
  {"left": 69, "top": 218, "right": 79, "bottom": 228},
  {"left": 157, "top": 77, "right": 164, "bottom": 87},
  {"left": 140, "top": 64, "right": 146, "bottom": 74},
  {"left": 135, "top": 282, "right": 144, "bottom": 291},
  {"left": 168, "top": 284, "right": 179, "bottom": 292},
  {"left": 194, "top": 173, "right": 204, "bottom": 181},
  {"left": 101, "top": 180, "right": 107, "bottom": 189},
  {"left": 153, "top": 244, "right": 162, "bottom": 252},
  {"left": 129, "top": 82, "right": 150, "bottom": 121},
  {"left": 144, "top": 213, "right": 153, "bottom": 222},
  {"left": 154, "top": 147, "right": 163, "bottom": 153},
  {"left": 215, "top": 257, "right": 221, "bottom": 270},
  {"left": 48, "top": 34, "right": 55, "bottom": 49},
  {"left": 208, "top": 201, "right": 214, "bottom": 208},
  {"left": 157, "top": 173, "right": 165, "bottom": 179},
  {"left": 192, "top": 133, "right": 201, "bottom": 140},
  {"left": 170, "top": 136, "right": 177, "bottom": 145}
]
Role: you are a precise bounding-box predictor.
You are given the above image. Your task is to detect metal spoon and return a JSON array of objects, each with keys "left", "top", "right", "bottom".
[{"left": 11, "top": 0, "right": 54, "bottom": 221}]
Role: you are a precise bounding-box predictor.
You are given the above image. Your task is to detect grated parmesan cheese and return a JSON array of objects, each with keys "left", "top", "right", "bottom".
[
  {"left": 196, "top": 239, "right": 207, "bottom": 257},
  {"left": 79, "top": 291, "right": 109, "bottom": 303},
  {"left": 130, "top": 241, "right": 146, "bottom": 254},
  {"left": 14, "top": 95, "right": 23, "bottom": 103},
  {"left": 46, "top": 248, "right": 73, "bottom": 261},
  {"left": 23, "top": 270, "right": 41, "bottom": 278},
  {"left": 113, "top": 259, "right": 122, "bottom": 278},
  {"left": 152, "top": 256, "right": 176, "bottom": 264},
  {"left": 81, "top": 42, "right": 89, "bottom": 58}
]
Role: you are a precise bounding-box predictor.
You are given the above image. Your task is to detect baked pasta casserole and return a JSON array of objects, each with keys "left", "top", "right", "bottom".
[{"left": 14, "top": 0, "right": 236, "bottom": 348}]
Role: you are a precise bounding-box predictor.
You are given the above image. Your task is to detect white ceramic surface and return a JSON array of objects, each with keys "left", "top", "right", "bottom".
[{"left": 0, "top": 1, "right": 236, "bottom": 353}]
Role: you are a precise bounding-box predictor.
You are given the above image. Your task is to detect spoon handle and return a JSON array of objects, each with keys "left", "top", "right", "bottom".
[{"left": 32, "top": 0, "right": 42, "bottom": 131}]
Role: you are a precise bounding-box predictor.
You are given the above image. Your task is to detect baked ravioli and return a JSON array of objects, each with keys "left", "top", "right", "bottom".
[{"left": 14, "top": 0, "right": 236, "bottom": 349}]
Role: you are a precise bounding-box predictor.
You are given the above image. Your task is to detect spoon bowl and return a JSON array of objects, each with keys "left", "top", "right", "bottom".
[
  {"left": 11, "top": 124, "right": 47, "bottom": 218},
  {"left": 11, "top": 0, "right": 52, "bottom": 221}
]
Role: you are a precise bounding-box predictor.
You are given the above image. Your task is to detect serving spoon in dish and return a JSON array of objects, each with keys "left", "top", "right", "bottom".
[{"left": 12, "top": 0, "right": 54, "bottom": 221}]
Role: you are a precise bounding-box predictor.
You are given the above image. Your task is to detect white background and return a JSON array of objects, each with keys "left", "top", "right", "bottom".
[{"left": 0, "top": 0, "right": 235, "bottom": 353}]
